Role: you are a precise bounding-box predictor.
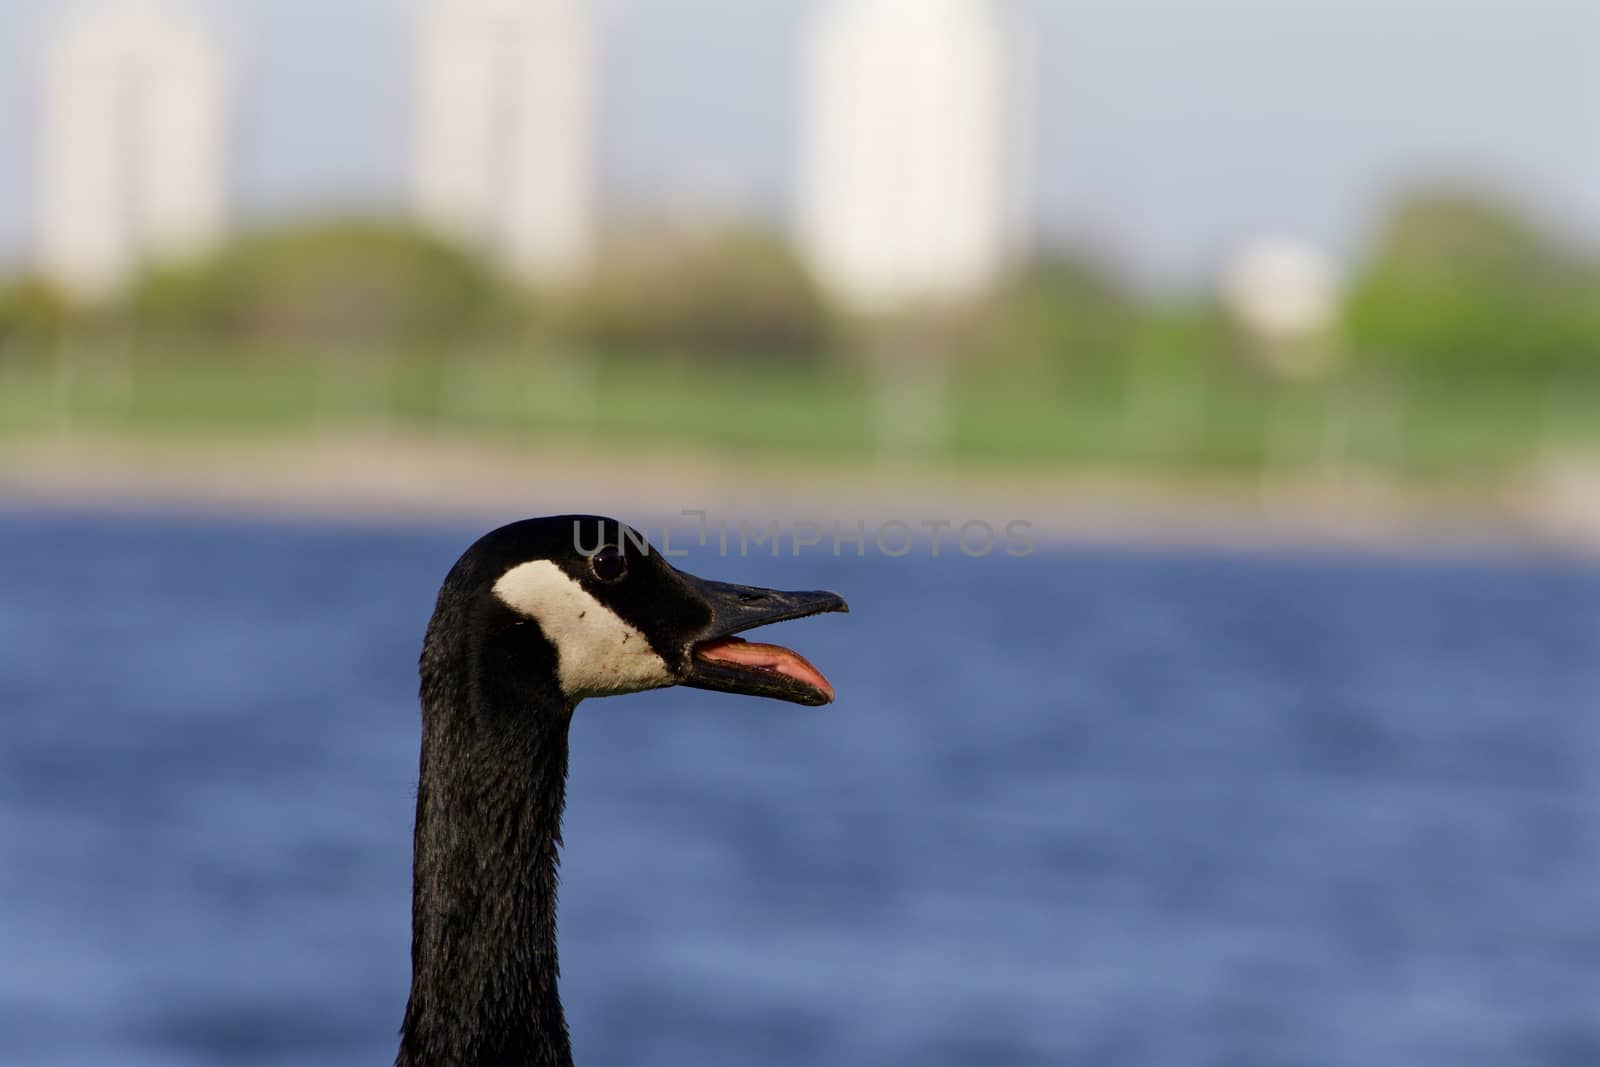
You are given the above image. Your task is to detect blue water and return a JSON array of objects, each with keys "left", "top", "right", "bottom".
[{"left": 2, "top": 511, "right": 1599, "bottom": 1066}]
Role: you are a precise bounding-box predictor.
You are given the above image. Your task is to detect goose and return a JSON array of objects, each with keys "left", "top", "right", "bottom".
[{"left": 395, "top": 515, "right": 848, "bottom": 1067}]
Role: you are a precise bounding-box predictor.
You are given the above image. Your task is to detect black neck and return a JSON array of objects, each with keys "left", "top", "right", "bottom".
[{"left": 398, "top": 627, "right": 576, "bottom": 1067}]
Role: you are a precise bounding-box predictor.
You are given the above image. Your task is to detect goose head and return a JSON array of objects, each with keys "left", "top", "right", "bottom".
[{"left": 430, "top": 514, "right": 848, "bottom": 713}]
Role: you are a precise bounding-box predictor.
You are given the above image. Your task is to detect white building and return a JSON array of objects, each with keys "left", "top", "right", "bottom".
[
  {"left": 37, "top": 5, "right": 230, "bottom": 300},
  {"left": 1220, "top": 236, "right": 1341, "bottom": 376},
  {"left": 412, "top": 0, "right": 596, "bottom": 285},
  {"left": 1221, "top": 238, "right": 1339, "bottom": 344},
  {"left": 799, "top": 0, "right": 1028, "bottom": 314}
]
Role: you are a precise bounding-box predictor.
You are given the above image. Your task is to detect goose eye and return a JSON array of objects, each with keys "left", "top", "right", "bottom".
[{"left": 589, "top": 545, "right": 627, "bottom": 583}]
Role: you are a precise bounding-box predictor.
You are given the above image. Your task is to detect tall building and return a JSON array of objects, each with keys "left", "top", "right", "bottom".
[
  {"left": 413, "top": 0, "right": 596, "bottom": 285},
  {"left": 799, "top": 0, "right": 1029, "bottom": 313},
  {"left": 37, "top": 5, "right": 230, "bottom": 300}
]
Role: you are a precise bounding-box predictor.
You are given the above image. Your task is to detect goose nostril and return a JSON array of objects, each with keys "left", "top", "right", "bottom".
[{"left": 738, "top": 593, "right": 767, "bottom": 603}]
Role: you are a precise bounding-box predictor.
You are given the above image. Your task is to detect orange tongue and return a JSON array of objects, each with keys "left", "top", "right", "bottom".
[{"left": 695, "top": 638, "right": 835, "bottom": 701}]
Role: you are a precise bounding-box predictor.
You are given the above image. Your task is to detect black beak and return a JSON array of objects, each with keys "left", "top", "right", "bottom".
[{"left": 679, "top": 574, "right": 849, "bottom": 707}]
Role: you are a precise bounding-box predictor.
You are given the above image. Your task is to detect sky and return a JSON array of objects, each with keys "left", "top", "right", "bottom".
[{"left": 0, "top": 0, "right": 1596, "bottom": 288}]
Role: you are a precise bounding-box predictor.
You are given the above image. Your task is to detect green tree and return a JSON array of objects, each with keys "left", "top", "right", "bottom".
[
  {"left": 0, "top": 276, "right": 73, "bottom": 354},
  {"left": 127, "top": 218, "right": 509, "bottom": 349},
  {"left": 987, "top": 252, "right": 1138, "bottom": 372},
  {"left": 562, "top": 222, "right": 829, "bottom": 358},
  {"left": 1346, "top": 188, "right": 1600, "bottom": 377}
]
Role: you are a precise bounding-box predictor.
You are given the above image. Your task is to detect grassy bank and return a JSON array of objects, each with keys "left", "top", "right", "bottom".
[{"left": 1, "top": 345, "right": 1595, "bottom": 481}]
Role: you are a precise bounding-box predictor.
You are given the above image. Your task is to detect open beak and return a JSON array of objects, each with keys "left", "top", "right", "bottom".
[{"left": 678, "top": 574, "right": 849, "bottom": 707}]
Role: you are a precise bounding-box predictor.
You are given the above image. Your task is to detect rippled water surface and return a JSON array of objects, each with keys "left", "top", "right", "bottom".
[{"left": 2, "top": 511, "right": 1599, "bottom": 1066}]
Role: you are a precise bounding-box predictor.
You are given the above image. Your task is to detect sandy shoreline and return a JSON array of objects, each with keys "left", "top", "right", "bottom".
[{"left": 2, "top": 431, "right": 1598, "bottom": 558}]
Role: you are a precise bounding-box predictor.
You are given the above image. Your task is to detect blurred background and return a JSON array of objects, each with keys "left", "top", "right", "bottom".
[
  {"left": 0, "top": 0, "right": 1596, "bottom": 521},
  {"left": 1, "top": 1, "right": 1599, "bottom": 1064}
]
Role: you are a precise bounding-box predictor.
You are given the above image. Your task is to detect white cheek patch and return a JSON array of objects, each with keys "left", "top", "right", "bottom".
[{"left": 492, "top": 560, "right": 675, "bottom": 700}]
